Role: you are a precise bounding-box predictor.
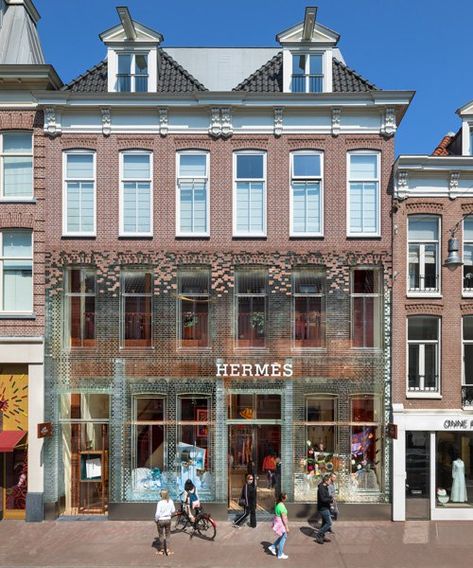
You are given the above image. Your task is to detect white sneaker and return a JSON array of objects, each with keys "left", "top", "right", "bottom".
[
  {"left": 268, "top": 545, "right": 277, "bottom": 556},
  {"left": 278, "top": 554, "right": 289, "bottom": 560}
]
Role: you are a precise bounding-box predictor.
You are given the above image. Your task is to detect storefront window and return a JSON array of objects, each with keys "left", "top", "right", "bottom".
[
  {"left": 293, "top": 270, "right": 326, "bottom": 348},
  {"left": 436, "top": 432, "right": 473, "bottom": 507},
  {"left": 306, "top": 396, "right": 338, "bottom": 475},
  {"left": 228, "top": 393, "right": 281, "bottom": 420},
  {"left": 235, "top": 269, "right": 266, "bottom": 348},
  {"left": 178, "top": 269, "right": 210, "bottom": 348},
  {"left": 176, "top": 397, "right": 212, "bottom": 499},
  {"left": 350, "top": 394, "right": 382, "bottom": 492}
]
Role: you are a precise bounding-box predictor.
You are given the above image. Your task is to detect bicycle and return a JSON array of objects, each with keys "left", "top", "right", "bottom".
[{"left": 170, "top": 498, "right": 217, "bottom": 541}]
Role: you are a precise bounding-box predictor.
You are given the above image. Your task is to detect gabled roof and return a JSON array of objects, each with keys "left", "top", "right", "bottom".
[
  {"left": 233, "top": 52, "right": 379, "bottom": 93},
  {"left": 62, "top": 50, "right": 207, "bottom": 93},
  {"left": 432, "top": 131, "right": 461, "bottom": 157}
]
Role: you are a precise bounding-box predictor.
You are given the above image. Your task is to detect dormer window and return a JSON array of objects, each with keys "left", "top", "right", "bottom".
[
  {"left": 117, "top": 52, "right": 148, "bottom": 93},
  {"left": 292, "top": 53, "right": 323, "bottom": 93}
]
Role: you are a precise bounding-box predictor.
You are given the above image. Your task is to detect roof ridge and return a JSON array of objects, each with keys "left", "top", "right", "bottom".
[
  {"left": 61, "top": 60, "right": 107, "bottom": 91},
  {"left": 161, "top": 49, "right": 208, "bottom": 91},
  {"left": 333, "top": 57, "right": 379, "bottom": 90},
  {"left": 233, "top": 51, "right": 282, "bottom": 91}
]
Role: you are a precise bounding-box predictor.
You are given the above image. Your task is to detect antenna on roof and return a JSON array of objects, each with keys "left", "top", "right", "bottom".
[
  {"left": 116, "top": 6, "right": 136, "bottom": 40},
  {"left": 302, "top": 6, "right": 317, "bottom": 41}
]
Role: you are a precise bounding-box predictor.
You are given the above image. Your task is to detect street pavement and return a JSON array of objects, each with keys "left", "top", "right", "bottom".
[{"left": 0, "top": 519, "right": 472, "bottom": 568}]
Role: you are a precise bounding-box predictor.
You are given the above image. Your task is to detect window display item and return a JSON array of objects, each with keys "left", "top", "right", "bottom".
[
  {"left": 451, "top": 458, "right": 468, "bottom": 503},
  {"left": 437, "top": 488, "right": 449, "bottom": 504}
]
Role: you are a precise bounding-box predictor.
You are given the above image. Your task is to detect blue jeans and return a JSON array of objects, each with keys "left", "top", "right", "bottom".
[
  {"left": 318, "top": 508, "right": 332, "bottom": 537},
  {"left": 272, "top": 531, "right": 287, "bottom": 557}
]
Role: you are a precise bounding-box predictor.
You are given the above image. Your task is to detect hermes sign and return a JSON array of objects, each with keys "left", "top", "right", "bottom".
[{"left": 216, "top": 362, "right": 293, "bottom": 378}]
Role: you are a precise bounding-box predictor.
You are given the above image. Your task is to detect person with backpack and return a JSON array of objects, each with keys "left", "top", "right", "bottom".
[
  {"left": 183, "top": 479, "right": 200, "bottom": 523},
  {"left": 154, "top": 489, "right": 175, "bottom": 555},
  {"left": 268, "top": 493, "right": 289, "bottom": 560},
  {"left": 232, "top": 473, "right": 257, "bottom": 528},
  {"left": 315, "top": 474, "right": 333, "bottom": 544}
]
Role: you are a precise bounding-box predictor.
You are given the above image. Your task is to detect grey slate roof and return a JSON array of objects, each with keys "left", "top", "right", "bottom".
[
  {"left": 234, "top": 52, "right": 379, "bottom": 92},
  {"left": 0, "top": 1, "right": 45, "bottom": 64},
  {"left": 62, "top": 51, "right": 207, "bottom": 92}
]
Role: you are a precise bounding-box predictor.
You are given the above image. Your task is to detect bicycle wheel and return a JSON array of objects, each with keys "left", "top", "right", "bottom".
[
  {"left": 170, "top": 512, "right": 187, "bottom": 533},
  {"left": 195, "top": 514, "right": 217, "bottom": 540}
]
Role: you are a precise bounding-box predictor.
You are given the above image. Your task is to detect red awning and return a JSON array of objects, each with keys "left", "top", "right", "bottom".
[{"left": 0, "top": 431, "right": 26, "bottom": 452}]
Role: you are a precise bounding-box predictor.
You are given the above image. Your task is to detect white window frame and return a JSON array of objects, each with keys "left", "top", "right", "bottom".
[
  {"left": 232, "top": 151, "right": 267, "bottom": 237},
  {"left": 289, "top": 151, "right": 324, "bottom": 237},
  {"left": 0, "top": 131, "right": 33, "bottom": 200},
  {"left": 407, "top": 215, "right": 440, "bottom": 297},
  {"left": 175, "top": 150, "right": 210, "bottom": 237},
  {"left": 406, "top": 316, "right": 441, "bottom": 396},
  {"left": 116, "top": 51, "right": 150, "bottom": 93},
  {"left": 292, "top": 269, "right": 326, "bottom": 349},
  {"left": 346, "top": 150, "right": 381, "bottom": 237},
  {"left": 119, "top": 150, "right": 153, "bottom": 237},
  {"left": 0, "top": 229, "right": 33, "bottom": 314},
  {"left": 62, "top": 150, "right": 96, "bottom": 237},
  {"left": 351, "top": 267, "right": 383, "bottom": 349},
  {"left": 290, "top": 52, "right": 324, "bottom": 94},
  {"left": 463, "top": 217, "right": 473, "bottom": 297}
]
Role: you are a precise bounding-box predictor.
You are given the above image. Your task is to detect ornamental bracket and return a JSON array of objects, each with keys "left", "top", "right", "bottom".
[{"left": 44, "top": 107, "right": 61, "bottom": 137}]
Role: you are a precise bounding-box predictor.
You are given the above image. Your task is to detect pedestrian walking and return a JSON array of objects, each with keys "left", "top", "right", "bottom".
[
  {"left": 233, "top": 473, "right": 257, "bottom": 528},
  {"left": 268, "top": 493, "right": 289, "bottom": 560},
  {"left": 154, "top": 489, "right": 175, "bottom": 556},
  {"left": 274, "top": 456, "right": 282, "bottom": 498},
  {"left": 329, "top": 472, "right": 339, "bottom": 527},
  {"left": 315, "top": 474, "right": 333, "bottom": 544}
]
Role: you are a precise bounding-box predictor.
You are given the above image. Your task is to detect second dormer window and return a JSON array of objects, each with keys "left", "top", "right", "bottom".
[
  {"left": 117, "top": 52, "right": 148, "bottom": 93},
  {"left": 292, "top": 53, "right": 323, "bottom": 93}
]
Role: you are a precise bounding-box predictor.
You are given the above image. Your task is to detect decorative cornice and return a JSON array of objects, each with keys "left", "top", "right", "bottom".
[
  {"left": 331, "top": 108, "right": 341, "bottom": 137},
  {"left": 449, "top": 171, "right": 460, "bottom": 199},
  {"left": 396, "top": 170, "right": 409, "bottom": 200},
  {"left": 274, "top": 107, "right": 284, "bottom": 138},
  {"left": 405, "top": 202, "right": 444, "bottom": 214},
  {"left": 208, "top": 107, "right": 233, "bottom": 139},
  {"left": 221, "top": 107, "right": 233, "bottom": 139},
  {"left": 381, "top": 107, "right": 397, "bottom": 138},
  {"left": 44, "top": 107, "right": 61, "bottom": 137},
  {"left": 101, "top": 108, "right": 111, "bottom": 137},
  {"left": 159, "top": 107, "right": 168, "bottom": 137},
  {"left": 405, "top": 303, "right": 443, "bottom": 315}
]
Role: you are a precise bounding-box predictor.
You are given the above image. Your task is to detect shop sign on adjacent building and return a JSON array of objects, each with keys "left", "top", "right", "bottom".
[
  {"left": 443, "top": 419, "right": 473, "bottom": 430},
  {"left": 216, "top": 362, "right": 293, "bottom": 377}
]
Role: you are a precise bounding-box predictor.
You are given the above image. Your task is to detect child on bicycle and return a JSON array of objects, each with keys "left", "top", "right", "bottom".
[{"left": 183, "top": 479, "right": 200, "bottom": 523}]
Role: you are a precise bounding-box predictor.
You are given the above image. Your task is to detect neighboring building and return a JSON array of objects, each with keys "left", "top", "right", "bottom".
[
  {"left": 0, "top": 0, "right": 61, "bottom": 521},
  {"left": 1, "top": 4, "right": 414, "bottom": 521},
  {"left": 392, "top": 103, "right": 473, "bottom": 520}
]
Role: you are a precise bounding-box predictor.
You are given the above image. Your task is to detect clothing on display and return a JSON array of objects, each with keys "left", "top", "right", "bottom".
[{"left": 451, "top": 458, "right": 468, "bottom": 503}]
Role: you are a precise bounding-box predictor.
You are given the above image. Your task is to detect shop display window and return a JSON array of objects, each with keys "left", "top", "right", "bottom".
[
  {"left": 235, "top": 270, "right": 266, "bottom": 348},
  {"left": 178, "top": 269, "right": 210, "bottom": 348},
  {"left": 436, "top": 432, "right": 473, "bottom": 507},
  {"left": 293, "top": 270, "right": 326, "bottom": 348},
  {"left": 228, "top": 393, "right": 281, "bottom": 420}
]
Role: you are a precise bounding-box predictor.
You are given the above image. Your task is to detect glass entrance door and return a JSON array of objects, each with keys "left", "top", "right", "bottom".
[{"left": 3, "top": 445, "right": 28, "bottom": 519}]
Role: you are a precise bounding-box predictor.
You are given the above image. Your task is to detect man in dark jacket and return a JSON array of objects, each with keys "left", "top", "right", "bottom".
[{"left": 315, "top": 474, "right": 333, "bottom": 544}]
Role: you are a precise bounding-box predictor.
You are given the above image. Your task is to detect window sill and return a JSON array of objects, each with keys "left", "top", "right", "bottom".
[
  {"left": 0, "top": 312, "right": 36, "bottom": 320},
  {"left": 0, "top": 198, "right": 36, "bottom": 204},
  {"left": 234, "top": 346, "right": 268, "bottom": 352},
  {"left": 177, "top": 346, "right": 212, "bottom": 353},
  {"left": 462, "top": 293, "right": 473, "bottom": 299},
  {"left": 176, "top": 233, "right": 210, "bottom": 239},
  {"left": 62, "top": 234, "right": 96, "bottom": 239},
  {"left": 289, "top": 234, "right": 324, "bottom": 239},
  {"left": 291, "top": 346, "right": 327, "bottom": 353},
  {"left": 119, "top": 234, "right": 153, "bottom": 239},
  {"left": 406, "top": 292, "right": 442, "bottom": 299},
  {"left": 406, "top": 392, "right": 442, "bottom": 399},
  {"left": 347, "top": 234, "right": 381, "bottom": 239},
  {"left": 232, "top": 234, "right": 267, "bottom": 239}
]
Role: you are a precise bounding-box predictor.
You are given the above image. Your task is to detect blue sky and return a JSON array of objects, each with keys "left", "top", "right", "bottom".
[{"left": 35, "top": 0, "right": 473, "bottom": 156}]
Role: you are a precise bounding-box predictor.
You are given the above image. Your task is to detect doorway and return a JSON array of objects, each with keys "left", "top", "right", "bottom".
[
  {"left": 406, "top": 431, "right": 430, "bottom": 519},
  {"left": 2, "top": 443, "right": 28, "bottom": 520},
  {"left": 227, "top": 393, "right": 281, "bottom": 513}
]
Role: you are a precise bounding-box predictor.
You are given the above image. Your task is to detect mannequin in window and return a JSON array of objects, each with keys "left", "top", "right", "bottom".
[{"left": 451, "top": 454, "right": 468, "bottom": 503}]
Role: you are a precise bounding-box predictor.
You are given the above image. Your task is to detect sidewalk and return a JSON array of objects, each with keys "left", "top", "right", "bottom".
[{"left": 0, "top": 519, "right": 471, "bottom": 568}]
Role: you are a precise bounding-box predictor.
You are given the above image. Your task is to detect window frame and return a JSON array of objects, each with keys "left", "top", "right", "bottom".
[
  {"left": 0, "top": 229, "right": 33, "bottom": 314},
  {"left": 232, "top": 151, "right": 267, "bottom": 237},
  {"left": 351, "top": 267, "right": 383, "bottom": 349},
  {"left": 116, "top": 51, "right": 150, "bottom": 93},
  {"left": 64, "top": 267, "right": 96, "bottom": 349},
  {"left": 463, "top": 217, "right": 473, "bottom": 296},
  {"left": 289, "top": 151, "right": 324, "bottom": 237},
  {"left": 175, "top": 150, "right": 210, "bottom": 237},
  {"left": 0, "top": 131, "right": 33, "bottom": 201},
  {"left": 234, "top": 268, "right": 267, "bottom": 349},
  {"left": 290, "top": 52, "right": 324, "bottom": 94},
  {"left": 346, "top": 150, "right": 381, "bottom": 237},
  {"left": 292, "top": 268, "right": 326, "bottom": 349},
  {"left": 177, "top": 267, "right": 210, "bottom": 350},
  {"left": 407, "top": 215, "right": 440, "bottom": 296},
  {"left": 406, "top": 316, "right": 441, "bottom": 396},
  {"left": 62, "top": 150, "right": 97, "bottom": 237},
  {"left": 119, "top": 269, "right": 153, "bottom": 349},
  {"left": 119, "top": 150, "right": 153, "bottom": 237},
  {"left": 132, "top": 395, "right": 167, "bottom": 479},
  {"left": 305, "top": 394, "right": 338, "bottom": 452}
]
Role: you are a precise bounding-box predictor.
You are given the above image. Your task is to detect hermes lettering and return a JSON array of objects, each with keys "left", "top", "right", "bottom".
[{"left": 216, "top": 362, "right": 293, "bottom": 378}]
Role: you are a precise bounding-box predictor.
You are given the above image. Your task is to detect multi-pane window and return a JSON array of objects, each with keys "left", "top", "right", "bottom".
[
  {"left": 293, "top": 270, "right": 326, "bottom": 347},
  {"left": 178, "top": 268, "right": 210, "bottom": 348},
  {"left": 351, "top": 395, "right": 382, "bottom": 491},
  {"left": 0, "top": 230, "right": 32, "bottom": 312},
  {"left": 234, "top": 152, "right": 266, "bottom": 236},
  {"left": 348, "top": 152, "right": 380, "bottom": 236},
  {"left": 117, "top": 53, "right": 148, "bottom": 92},
  {"left": 408, "top": 316, "right": 440, "bottom": 393},
  {"left": 408, "top": 216, "right": 439, "bottom": 293},
  {"left": 351, "top": 268, "right": 382, "bottom": 348},
  {"left": 0, "top": 132, "right": 33, "bottom": 199},
  {"left": 65, "top": 268, "right": 96, "bottom": 348},
  {"left": 120, "top": 270, "right": 152, "bottom": 348},
  {"left": 235, "top": 269, "right": 266, "bottom": 348},
  {"left": 63, "top": 151, "right": 95, "bottom": 235},
  {"left": 306, "top": 396, "right": 337, "bottom": 455},
  {"left": 463, "top": 217, "right": 473, "bottom": 293},
  {"left": 120, "top": 152, "right": 152, "bottom": 236},
  {"left": 463, "top": 316, "right": 473, "bottom": 388},
  {"left": 291, "top": 152, "right": 323, "bottom": 235},
  {"left": 291, "top": 53, "right": 323, "bottom": 93},
  {"left": 177, "top": 152, "right": 208, "bottom": 235},
  {"left": 132, "top": 397, "right": 165, "bottom": 492}
]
